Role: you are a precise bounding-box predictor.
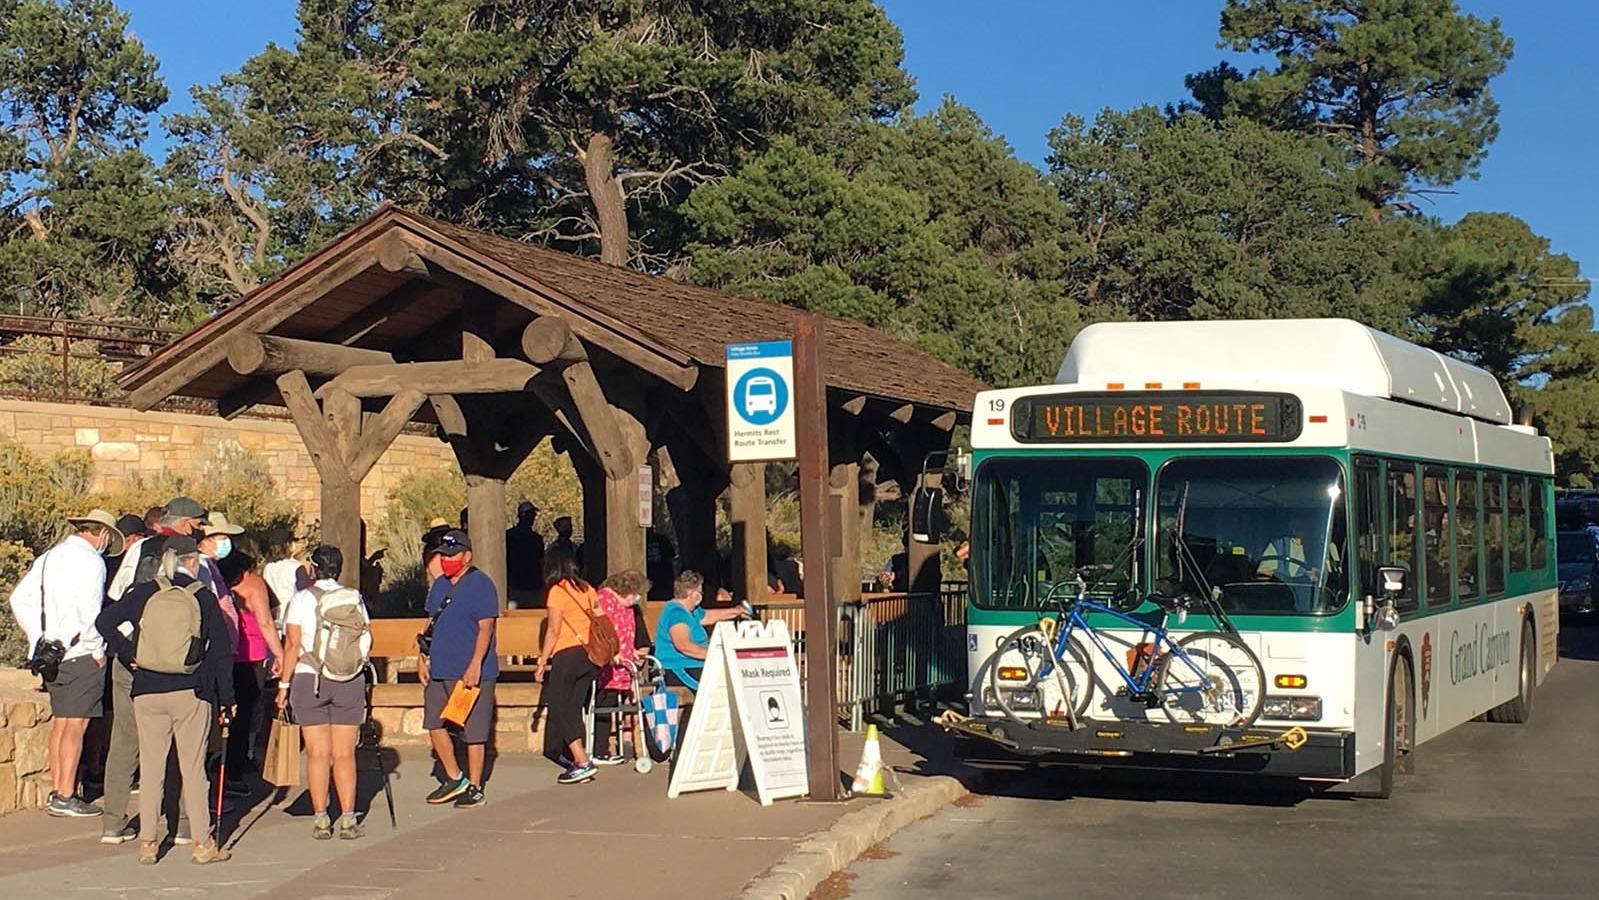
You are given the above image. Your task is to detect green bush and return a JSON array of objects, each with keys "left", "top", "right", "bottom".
[
  {"left": 370, "top": 446, "right": 584, "bottom": 615},
  {"left": 0, "top": 540, "right": 36, "bottom": 667},
  {"left": 0, "top": 441, "right": 89, "bottom": 551},
  {"left": 0, "top": 335, "right": 124, "bottom": 399},
  {"left": 76, "top": 441, "right": 300, "bottom": 537}
]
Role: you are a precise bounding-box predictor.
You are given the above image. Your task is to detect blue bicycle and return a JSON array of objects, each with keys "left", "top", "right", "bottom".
[{"left": 984, "top": 570, "right": 1267, "bottom": 728}]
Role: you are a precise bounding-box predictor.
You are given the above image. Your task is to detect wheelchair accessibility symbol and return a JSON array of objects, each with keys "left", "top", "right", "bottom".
[{"left": 733, "top": 368, "right": 789, "bottom": 426}]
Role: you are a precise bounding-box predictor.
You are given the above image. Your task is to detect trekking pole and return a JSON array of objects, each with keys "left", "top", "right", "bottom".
[
  {"left": 363, "top": 664, "right": 397, "bottom": 829},
  {"left": 214, "top": 707, "right": 232, "bottom": 847}
]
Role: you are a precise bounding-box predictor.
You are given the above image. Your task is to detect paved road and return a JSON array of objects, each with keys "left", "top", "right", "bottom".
[{"left": 833, "top": 621, "right": 1599, "bottom": 900}]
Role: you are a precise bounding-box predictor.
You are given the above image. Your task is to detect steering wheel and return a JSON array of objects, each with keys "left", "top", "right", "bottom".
[{"left": 1255, "top": 553, "right": 1316, "bottom": 583}]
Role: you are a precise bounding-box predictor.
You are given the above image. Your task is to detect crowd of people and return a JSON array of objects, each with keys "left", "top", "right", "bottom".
[{"left": 7, "top": 495, "right": 757, "bottom": 867}]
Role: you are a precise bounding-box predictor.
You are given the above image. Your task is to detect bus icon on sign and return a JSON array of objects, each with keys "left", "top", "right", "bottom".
[{"left": 745, "top": 376, "right": 779, "bottom": 416}]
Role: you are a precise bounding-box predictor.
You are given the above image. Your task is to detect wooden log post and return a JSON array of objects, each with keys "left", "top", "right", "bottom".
[
  {"left": 275, "top": 369, "right": 425, "bottom": 585},
  {"left": 729, "top": 462, "right": 768, "bottom": 605},
  {"left": 829, "top": 414, "right": 865, "bottom": 602},
  {"left": 521, "top": 315, "right": 647, "bottom": 580},
  {"left": 663, "top": 439, "right": 724, "bottom": 592}
]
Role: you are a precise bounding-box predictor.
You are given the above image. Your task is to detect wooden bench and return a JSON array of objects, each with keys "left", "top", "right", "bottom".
[{"left": 364, "top": 602, "right": 685, "bottom": 748}]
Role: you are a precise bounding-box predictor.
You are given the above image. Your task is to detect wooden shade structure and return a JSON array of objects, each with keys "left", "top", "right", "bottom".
[{"left": 120, "top": 208, "right": 985, "bottom": 602}]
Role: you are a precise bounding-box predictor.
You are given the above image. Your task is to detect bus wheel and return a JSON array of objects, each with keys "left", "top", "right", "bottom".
[
  {"left": 1488, "top": 622, "right": 1536, "bottom": 725},
  {"left": 1358, "top": 657, "right": 1412, "bottom": 799}
]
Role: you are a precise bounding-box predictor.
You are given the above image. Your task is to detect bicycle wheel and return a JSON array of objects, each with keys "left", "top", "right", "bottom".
[
  {"left": 1154, "top": 631, "right": 1265, "bottom": 726},
  {"left": 985, "top": 625, "right": 1094, "bottom": 723}
]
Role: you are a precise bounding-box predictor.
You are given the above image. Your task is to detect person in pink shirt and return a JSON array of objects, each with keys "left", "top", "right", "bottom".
[
  {"left": 592, "top": 570, "right": 648, "bottom": 765},
  {"left": 198, "top": 513, "right": 246, "bottom": 652}
]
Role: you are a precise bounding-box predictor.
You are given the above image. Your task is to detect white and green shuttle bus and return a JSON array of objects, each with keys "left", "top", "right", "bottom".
[{"left": 947, "top": 319, "right": 1557, "bottom": 794}]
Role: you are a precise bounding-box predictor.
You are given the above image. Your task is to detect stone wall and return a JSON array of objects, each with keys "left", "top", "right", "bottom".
[
  {"left": 0, "top": 670, "right": 52, "bottom": 816},
  {"left": 0, "top": 397, "right": 458, "bottom": 526}
]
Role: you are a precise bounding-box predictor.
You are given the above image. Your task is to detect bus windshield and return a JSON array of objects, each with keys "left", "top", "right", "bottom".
[
  {"left": 972, "top": 457, "right": 1146, "bottom": 610},
  {"left": 1155, "top": 456, "right": 1348, "bottom": 615}
]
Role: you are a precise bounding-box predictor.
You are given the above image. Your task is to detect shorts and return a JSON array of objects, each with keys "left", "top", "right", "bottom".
[
  {"left": 46, "top": 655, "right": 105, "bottom": 719},
  {"left": 423, "top": 678, "right": 496, "bottom": 744},
  {"left": 288, "top": 672, "right": 367, "bottom": 727}
]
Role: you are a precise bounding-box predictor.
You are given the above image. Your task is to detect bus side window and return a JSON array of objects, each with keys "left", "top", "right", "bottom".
[
  {"left": 1422, "top": 466, "right": 1451, "bottom": 610},
  {"left": 1508, "top": 477, "right": 1528, "bottom": 572},
  {"left": 1454, "top": 469, "right": 1480, "bottom": 604},
  {"left": 1384, "top": 461, "right": 1419, "bottom": 612},
  {"left": 1531, "top": 478, "right": 1549, "bottom": 571},
  {"left": 1484, "top": 473, "right": 1506, "bottom": 597},
  {"left": 1354, "top": 458, "right": 1382, "bottom": 602}
]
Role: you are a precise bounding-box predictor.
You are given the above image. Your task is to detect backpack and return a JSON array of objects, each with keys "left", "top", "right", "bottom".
[
  {"left": 304, "top": 585, "right": 370, "bottom": 688},
  {"left": 578, "top": 589, "right": 620, "bottom": 667},
  {"left": 134, "top": 576, "right": 207, "bottom": 675}
]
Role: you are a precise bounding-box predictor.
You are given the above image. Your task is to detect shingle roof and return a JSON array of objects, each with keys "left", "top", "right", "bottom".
[{"left": 407, "top": 211, "right": 986, "bottom": 412}]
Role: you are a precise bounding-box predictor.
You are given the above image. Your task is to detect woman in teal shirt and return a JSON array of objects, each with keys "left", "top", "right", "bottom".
[{"left": 654, "top": 570, "right": 749, "bottom": 689}]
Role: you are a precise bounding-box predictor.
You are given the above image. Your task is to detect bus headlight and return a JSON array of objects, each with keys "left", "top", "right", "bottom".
[{"left": 1262, "top": 696, "right": 1323, "bottom": 721}]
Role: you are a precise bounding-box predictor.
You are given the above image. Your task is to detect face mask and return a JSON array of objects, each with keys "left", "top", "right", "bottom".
[
  {"left": 440, "top": 556, "right": 467, "bottom": 578},
  {"left": 213, "top": 536, "right": 233, "bottom": 560}
]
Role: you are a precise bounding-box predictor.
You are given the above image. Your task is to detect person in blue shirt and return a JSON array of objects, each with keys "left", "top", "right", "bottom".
[
  {"left": 654, "top": 570, "right": 750, "bottom": 689},
  {"left": 417, "top": 530, "right": 498, "bottom": 809}
]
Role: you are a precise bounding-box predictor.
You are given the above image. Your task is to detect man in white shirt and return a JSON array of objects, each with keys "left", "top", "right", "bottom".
[{"left": 7, "top": 509, "right": 125, "bottom": 818}]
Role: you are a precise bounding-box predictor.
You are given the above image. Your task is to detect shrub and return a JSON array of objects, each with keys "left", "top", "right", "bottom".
[
  {"left": 0, "top": 335, "right": 124, "bottom": 400},
  {"left": 369, "top": 446, "right": 584, "bottom": 614},
  {"left": 75, "top": 441, "right": 299, "bottom": 536},
  {"left": 0, "top": 540, "right": 35, "bottom": 667},
  {"left": 0, "top": 441, "right": 90, "bottom": 552}
]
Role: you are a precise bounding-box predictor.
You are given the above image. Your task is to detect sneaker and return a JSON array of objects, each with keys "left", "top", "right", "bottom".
[
  {"left": 190, "top": 842, "right": 230, "bottom": 865},
  {"left": 224, "top": 779, "right": 251, "bottom": 798},
  {"left": 311, "top": 813, "right": 333, "bottom": 841},
  {"left": 173, "top": 830, "right": 193, "bottom": 846},
  {"left": 452, "top": 784, "right": 486, "bottom": 809},
  {"left": 557, "top": 763, "right": 597, "bottom": 785},
  {"left": 47, "top": 793, "right": 103, "bottom": 818},
  {"left": 425, "top": 775, "right": 469, "bottom": 805},
  {"left": 100, "top": 822, "right": 137, "bottom": 845},
  {"left": 593, "top": 754, "right": 627, "bottom": 767},
  {"left": 137, "top": 842, "right": 159, "bottom": 866},
  {"left": 336, "top": 814, "right": 365, "bottom": 840}
]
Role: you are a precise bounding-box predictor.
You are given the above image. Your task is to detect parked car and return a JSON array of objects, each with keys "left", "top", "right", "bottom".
[{"left": 1556, "top": 530, "right": 1598, "bottom": 616}]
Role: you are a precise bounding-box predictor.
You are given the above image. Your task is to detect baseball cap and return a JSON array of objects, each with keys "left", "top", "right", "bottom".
[
  {"left": 166, "top": 496, "right": 206, "bottom": 519},
  {"left": 437, "top": 529, "right": 471, "bottom": 556},
  {"left": 166, "top": 535, "right": 200, "bottom": 556},
  {"left": 517, "top": 500, "right": 537, "bottom": 515},
  {"left": 115, "top": 514, "right": 149, "bottom": 538}
]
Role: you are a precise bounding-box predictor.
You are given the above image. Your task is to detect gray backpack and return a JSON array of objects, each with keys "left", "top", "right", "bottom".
[
  {"left": 303, "top": 585, "right": 370, "bottom": 689},
  {"left": 134, "top": 577, "right": 207, "bottom": 675}
]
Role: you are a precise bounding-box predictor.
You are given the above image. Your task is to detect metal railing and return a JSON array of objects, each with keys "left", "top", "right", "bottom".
[
  {"left": 0, "top": 314, "right": 181, "bottom": 404},
  {"left": 754, "top": 583, "right": 968, "bottom": 731}
]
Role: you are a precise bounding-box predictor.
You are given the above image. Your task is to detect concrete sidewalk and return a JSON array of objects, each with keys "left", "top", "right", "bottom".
[{"left": 0, "top": 720, "right": 964, "bottom": 900}]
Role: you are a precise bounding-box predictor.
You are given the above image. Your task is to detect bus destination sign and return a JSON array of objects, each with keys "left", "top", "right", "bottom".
[{"left": 1011, "top": 391, "right": 1302, "bottom": 444}]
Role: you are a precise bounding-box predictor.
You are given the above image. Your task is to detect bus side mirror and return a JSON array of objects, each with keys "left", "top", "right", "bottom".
[
  {"left": 1378, "top": 566, "right": 1407, "bottom": 596},
  {"left": 911, "top": 485, "right": 944, "bottom": 544}
]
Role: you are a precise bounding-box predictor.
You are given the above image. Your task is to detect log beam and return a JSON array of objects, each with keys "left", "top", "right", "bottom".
[
  {"left": 228, "top": 334, "right": 397, "bottom": 378},
  {"left": 840, "top": 395, "right": 867, "bottom": 416},
  {"left": 888, "top": 403, "right": 916, "bottom": 424},
  {"left": 315, "top": 358, "right": 539, "bottom": 399},
  {"left": 931, "top": 410, "right": 958, "bottom": 431},
  {"left": 375, "top": 230, "right": 427, "bottom": 276},
  {"left": 521, "top": 316, "right": 586, "bottom": 365}
]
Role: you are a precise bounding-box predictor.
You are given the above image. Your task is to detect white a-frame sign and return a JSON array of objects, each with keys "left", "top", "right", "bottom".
[{"left": 666, "top": 619, "right": 809, "bottom": 806}]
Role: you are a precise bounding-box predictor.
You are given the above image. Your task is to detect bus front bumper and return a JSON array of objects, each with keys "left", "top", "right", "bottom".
[{"left": 941, "top": 714, "right": 1355, "bottom": 780}]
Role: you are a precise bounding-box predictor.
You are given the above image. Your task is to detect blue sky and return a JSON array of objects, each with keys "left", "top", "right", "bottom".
[{"left": 122, "top": 0, "right": 1594, "bottom": 280}]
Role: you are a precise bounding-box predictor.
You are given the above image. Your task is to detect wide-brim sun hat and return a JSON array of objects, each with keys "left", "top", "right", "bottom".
[
  {"left": 67, "top": 508, "right": 126, "bottom": 557},
  {"left": 203, "top": 511, "right": 246, "bottom": 536}
]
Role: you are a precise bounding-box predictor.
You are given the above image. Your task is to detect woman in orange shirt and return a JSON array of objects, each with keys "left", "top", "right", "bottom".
[{"left": 534, "top": 546, "right": 600, "bottom": 784}]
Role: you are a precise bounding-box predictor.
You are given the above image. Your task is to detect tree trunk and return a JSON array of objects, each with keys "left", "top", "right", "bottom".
[{"left": 583, "top": 131, "right": 630, "bottom": 267}]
